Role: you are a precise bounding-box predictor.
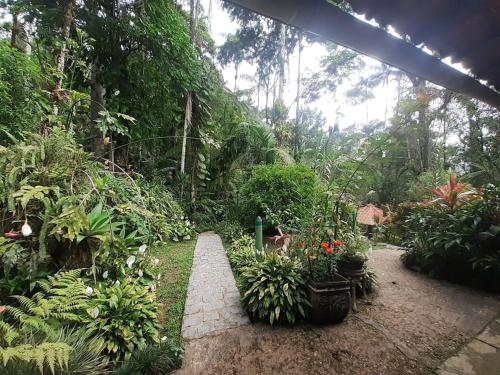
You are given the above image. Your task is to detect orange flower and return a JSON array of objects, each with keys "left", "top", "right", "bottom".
[
  {"left": 333, "top": 240, "right": 343, "bottom": 247},
  {"left": 320, "top": 242, "right": 329, "bottom": 249},
  {"left": 325, "top": 247, "right": 333, "bottom": 254}
]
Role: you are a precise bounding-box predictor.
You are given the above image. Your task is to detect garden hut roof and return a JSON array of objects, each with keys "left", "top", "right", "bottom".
[
  {"left": 357, "top": 204, "right": 384, "bottom": 226},
  {"left": 224, "top": 0, "right": 500, "bottom": 109}
]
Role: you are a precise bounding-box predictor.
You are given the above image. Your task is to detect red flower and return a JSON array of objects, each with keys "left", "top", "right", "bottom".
[
  {"left": 4, "top": 231, "right": 18, "bottom": 239},
  {"left": 325, "top": 247, "right": 333, "bottom": 254},
  {"left": 320, "top": 242, "right": 329, "bottom": 249},
  {"left": 333, "top": 240, "right": 343, "bottom": 247}
]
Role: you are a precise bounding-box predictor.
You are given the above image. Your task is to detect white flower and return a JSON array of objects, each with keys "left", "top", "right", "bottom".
[
  {"left": 185, "top": 220, "right": 190, "bottom": 226},
  {"left": 85, "top": 286, "right": 93, "bottom": 296},
  {"left": 102, "top": 271, "right": 108, "bottom": 279},
  {"left": 157, "top": 273, "right": 161, "bottom": 280},
  {"left": 138, "top": 270, "right": 143, "bottom": 277},
  {"left": 150, "top": 284, "right": 156, "bottom": 291},
  {"left": 114, "top": 280, "right": 120, "bottom": 286},
  {"left": 180, "top": 216, "right": 184, "bottom": 220},
  {"left": 90, "top": 307, "right": 99, "bottom": 318},
  {"left": 21, "top": 220, "right": 32, "bottom": 237},
  {"left": 138, "top": 244, "right": 147, "bottom": 255},
  {"left": 153, "top": 258, "right": 160, "bottom": 266},
  {"left": 126, "top": 255, "right": 136, "bottom": 268},
  {"left": 161, "top": 336, "right": 167, "bottom": 342},
  {"left": 184, "top": 235, "right": 191, "bottom": 240}
]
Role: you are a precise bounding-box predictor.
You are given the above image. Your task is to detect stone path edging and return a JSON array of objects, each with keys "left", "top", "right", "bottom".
[
  {"left": 436, "top": 315, "right": 500, "bottom": 375},
  {"left": 181, "top": 232, "right": 249, "bottom": 340}
]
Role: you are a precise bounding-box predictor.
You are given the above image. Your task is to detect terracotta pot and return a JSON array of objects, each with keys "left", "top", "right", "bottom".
[{"left": 308, "top": 274, "right": 351, "bottom": 324}]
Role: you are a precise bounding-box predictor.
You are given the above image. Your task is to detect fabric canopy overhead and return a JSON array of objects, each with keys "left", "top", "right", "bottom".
[{"left": 224, "top": 0, "right": 500, "bottom": 109}]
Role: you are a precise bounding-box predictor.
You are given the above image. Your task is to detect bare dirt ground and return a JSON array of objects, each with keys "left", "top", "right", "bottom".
[{"left": 176, "top": 247, "right": 500, "bottom": 375}]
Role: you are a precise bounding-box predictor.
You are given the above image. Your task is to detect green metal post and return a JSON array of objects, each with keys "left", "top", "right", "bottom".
[
  {"left": 352, "top": 210, "right": 357, "bottom": 232},
  {"left": 255, "top": 216, "right": 264, "bottom": 259}
]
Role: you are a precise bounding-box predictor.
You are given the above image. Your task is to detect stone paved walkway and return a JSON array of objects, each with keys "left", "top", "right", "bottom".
[
  {"left": 177, "top": 247, "right": 500, "bottom": 374},
  {"left": 436, "top": 316, "right": 500, "bottom": 375},
  {"left": 181, "top": 232, "right": 249, "bottom": 340}
]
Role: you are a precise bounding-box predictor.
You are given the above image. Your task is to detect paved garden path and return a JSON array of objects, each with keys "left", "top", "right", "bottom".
[
  {"left": 181, "top": 232, "right": 249, "bottom": 339},
  {"left": 177, "top": 246, "right": 500, "bottom": 375}
]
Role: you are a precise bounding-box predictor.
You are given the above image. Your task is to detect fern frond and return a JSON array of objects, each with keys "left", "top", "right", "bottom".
[
  {"left": 0, "top": 321, "right": 18, "bottom": 345},
  {"left": 0, "top": 342, "right": 72, "bottom": 375}
]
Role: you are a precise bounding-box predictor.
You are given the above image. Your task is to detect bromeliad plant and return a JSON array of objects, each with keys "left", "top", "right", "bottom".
[{"left": 428, "top": 175, "right": 481, "bottom": 210}]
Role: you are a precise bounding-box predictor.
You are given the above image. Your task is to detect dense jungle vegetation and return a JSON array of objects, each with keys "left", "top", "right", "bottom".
[{"left": 0, "top": 0, "right": 499, "bottom": 373}]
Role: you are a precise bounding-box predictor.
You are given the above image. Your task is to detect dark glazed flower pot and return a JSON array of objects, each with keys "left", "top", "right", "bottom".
[
  {"left": 308, "top": 274, "right": 351, "bottom": 324},
  {"left": 338, "top": 259, "right": 365, "bottom": 275}
]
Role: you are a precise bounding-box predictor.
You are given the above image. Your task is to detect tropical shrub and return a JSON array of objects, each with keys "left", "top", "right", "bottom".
[
  {"left": 241, "top": 164, "right": 318, "bottom": 230},
  {"left": 0, "top": 328, "right": 108, "bottom": 375},
  {"left": 113, "top": 341, "right": 183, "bottom": 375},
  {"left": 0, "top": 42, "right": 47, "bottom": 139},
  {"left": 401, "top": 183, "right": 500, "bottom": 291},
  {"left": 0, "top": 132, "right": 185, "bottom": 370},
  {"left": 239, "top": 254, "right": 310, "bottom": 325},
  {"left": 0, "top": 271, "right": 109, "bottom": 375},
  {"left": 215, "top": 220, "right": 245, "bottom": 243},
  {"left": 83, "top": 282, "right": 161, "bottom": 363},
  {"left": 227, "top": 235, "right": 256, "bottom": 272}
]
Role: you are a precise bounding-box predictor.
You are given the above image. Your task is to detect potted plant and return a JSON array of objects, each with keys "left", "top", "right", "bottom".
[
  {"left": 334, "top": 240, "right": 368, "bottom": 275},
  {"left": 306, "top": 241, "right": 351, "bottom": 324}
]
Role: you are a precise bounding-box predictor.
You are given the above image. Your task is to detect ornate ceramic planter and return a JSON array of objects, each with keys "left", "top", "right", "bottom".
[
  {"left": 308, "top": 274, "right": 351, "bottom": 324},
  {"left": 338, "top": 259, "right": 365, "bottom": 274}
]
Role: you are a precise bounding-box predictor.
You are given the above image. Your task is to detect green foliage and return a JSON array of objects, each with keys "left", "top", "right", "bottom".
[
  {"left": 215, "top": 220, "right": 246, "bottom": 243},
  {"left": 0, "top": 42, "right": 47, "bottom": 139},
  {"left": 0, "top": 328, "right": 108, "bottom": 375},
  {"left": 0, "top": 341, "right": 72, "bottom": 374},
  {"left": 83, "top": 282, "right": 161, "bottom": 364},
  {"left": 227, "top": 235, "right": 256, "bottom": 272},
  {"left": 401, "top": 184, "right": 500, "bottom": 291},
  {"left": 1, "top": 269, "right": 89, "bottom": 343},
  {"left": 307, "top": 251, "right": 338, "bottom": 283},
  {"left": 407, "top": 169, "right": 450, "bottom": 202},
  {"left": 239, "top": 254, "right": 310, "bottom": 325},
  {"left": 113, "top": 341, "right": 183, "bottom": 375},
  {"left": 241, "top": 164, "right": 318, "bottom": 229}
]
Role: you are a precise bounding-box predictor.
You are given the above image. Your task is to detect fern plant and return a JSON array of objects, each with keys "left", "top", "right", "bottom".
[
  {"left": 0, "top": 328, "right": 108, "bottom": 375},
  {"left": 0, "top": 269, "right": 90, "bottom": 344}
]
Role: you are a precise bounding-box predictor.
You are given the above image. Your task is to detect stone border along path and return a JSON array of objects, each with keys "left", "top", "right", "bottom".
[
  {"left": 181, "top": 232, "right": 249, "bottom": 339},
  {"left": 436, "top": 315, "right": 500, "bottom": 375}
]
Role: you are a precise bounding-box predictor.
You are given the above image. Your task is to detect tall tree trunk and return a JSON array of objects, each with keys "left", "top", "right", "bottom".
[
  {"left": 257, "top": 75, "right": 261, "bottom": 108},
  {"left": 277, "top": 23, "right": 286, "bottom": 102},
  {"left": 265, "top": 84, "right": 269, "bottom": 125},
  {"left": 90, "top": 63, "right": 105, "bottom": 155},
  {"left": 180, "top": 93, "right": 192, "bottom": 175},
  {"left": 295, "top": 33, "right": 302, "bottom": 126},
  {"left": 408, "top": 75, "right": 431, "bottom": 172},
  {"left": 207, "top": 0, "right": 213, "bottom": 35},
  {"left": 180, "top": 0, "right": 200, "bottom": 198},
  {"left": 11, "top": 12, "right": 27, "bottom": 53},
  {"left": 234, "top": 62, "right": 239, "bottom": 92},
  {"left": 53, "top": 0, "right": 76, "bottom": 116},
  {"left": 442, "top": 119, "right": 447, "bottom": 168},
  {"left": 293, "top": 32, "right": 303, "bottom": 160}
]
